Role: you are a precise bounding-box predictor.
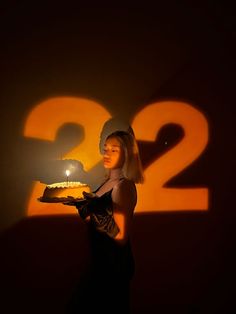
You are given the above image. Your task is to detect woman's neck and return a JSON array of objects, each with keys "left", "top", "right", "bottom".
[
  {"left": 109, "top": 168, "right": 123, "bottom": 180},
  {"left": 95, "top": 168, "right": 124, "bottom": 197}
]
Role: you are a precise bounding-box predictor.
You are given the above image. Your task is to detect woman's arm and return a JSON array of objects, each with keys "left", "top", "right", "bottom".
[
  {"left": 111, "top": 179, "right": 137, "bottom": 244},
  {"left": 76, "top": 180, "right": 137, "bottom": 242}
]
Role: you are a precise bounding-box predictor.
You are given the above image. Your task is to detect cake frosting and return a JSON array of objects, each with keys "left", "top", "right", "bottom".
[{"left": 40, "top": 181, "right": 91, "bottom": 202}]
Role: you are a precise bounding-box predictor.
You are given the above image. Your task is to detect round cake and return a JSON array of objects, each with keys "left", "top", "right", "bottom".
[{"left": 40, "top": 181, "right": 91, "bottom": 202}]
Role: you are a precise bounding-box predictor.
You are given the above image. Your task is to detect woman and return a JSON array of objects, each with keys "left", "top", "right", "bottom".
[{"left": 66, "top": 130, "right": 144, "bottom": 314}]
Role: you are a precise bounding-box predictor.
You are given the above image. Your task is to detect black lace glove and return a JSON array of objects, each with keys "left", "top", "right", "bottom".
[
  {"left": 77, "top": 192, "right": 100, "bottom": 219},
  {"left": 72, "top": 192, "right": 103, "bottom": 220},
  {"left": 64, "top": 192, "right": 119, "bottom": 238},
  {"left": 63, "top": 197, "right": 90, "bottom": 219},
  {"left": 83, "top": 191, "right": 119, "bottom": 238},
  {"left": 76, "top": 201, "right": 90, "bottom": 220},
  {"left": 90, "top": 211, "right": 119, "bottom": 238}
]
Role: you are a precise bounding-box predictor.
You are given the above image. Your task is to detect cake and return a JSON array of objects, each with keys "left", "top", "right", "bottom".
[{"left": 39, "top": 181, "right": 91, "bottom": 202}]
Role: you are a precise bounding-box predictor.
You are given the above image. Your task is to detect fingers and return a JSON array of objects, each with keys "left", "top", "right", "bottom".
[
  {"left": 63, "top": 202, "right": 76, "bottom": 206},
  {"left": 83, "top": 191, "right": 97, "bottom": 199}
]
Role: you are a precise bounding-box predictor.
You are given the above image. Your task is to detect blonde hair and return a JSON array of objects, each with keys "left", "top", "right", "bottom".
[{"left": 106, "top": 130, "right": 144, "bottom": 184}]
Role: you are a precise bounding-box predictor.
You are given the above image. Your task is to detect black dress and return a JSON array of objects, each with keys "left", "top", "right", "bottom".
[{"left": 66, "top": 181, "right": 135, "bottom": 314}]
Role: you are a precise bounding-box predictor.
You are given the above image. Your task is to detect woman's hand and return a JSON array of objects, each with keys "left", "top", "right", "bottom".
[
  {"left": 63, "top": 198, "right": 88, "bottom": 207},
  {"left": 82, "top": 191, "right": 98, "bottom": 199}
]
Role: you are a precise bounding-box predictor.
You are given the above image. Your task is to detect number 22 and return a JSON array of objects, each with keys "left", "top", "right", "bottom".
[{"left": 24, "top": 97, "right": 209, "bottom": 216}]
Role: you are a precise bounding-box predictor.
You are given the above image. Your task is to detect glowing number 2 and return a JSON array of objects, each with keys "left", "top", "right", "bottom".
[
  {"left": 24, "top": 97, "right": 111, "bottom": 216},
  {"left": 132, "top": 101, "right": 209, "bottom": 212}
]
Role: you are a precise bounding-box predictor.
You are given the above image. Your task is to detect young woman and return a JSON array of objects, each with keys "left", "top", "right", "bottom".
[{"left": 66, "top": 130, "right": 144, "bottom": 314}]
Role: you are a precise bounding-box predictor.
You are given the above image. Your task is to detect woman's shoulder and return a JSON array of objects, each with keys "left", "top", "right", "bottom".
[
  {"left": 111, "top": 178, "right": 137, "bottom": 209},
  {"left": 112, "top": 177, "right": 137, "bottom": 194}
]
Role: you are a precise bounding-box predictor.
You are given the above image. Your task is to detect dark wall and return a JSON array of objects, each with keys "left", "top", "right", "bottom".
[{"left": 0, "top": 2, "right": 235, "bottom": 313}]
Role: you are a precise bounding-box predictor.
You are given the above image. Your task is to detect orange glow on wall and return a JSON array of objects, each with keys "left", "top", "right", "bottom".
[
  {"left": 24, "top": 97, "right": 112, "bottom": 170},
  {"left": 24, "top": 97, "right": 111, "bottom": 216},
  {"left": 24, "top": 98, "right": 209, "bottom": 216},
  {"left": 132, "top": 101, "right": 209, "bottom": 212}
]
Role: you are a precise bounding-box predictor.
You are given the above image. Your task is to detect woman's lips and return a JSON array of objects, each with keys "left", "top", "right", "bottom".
[{"left": 103, "top": 159, "right": 110, "bottom": 164}]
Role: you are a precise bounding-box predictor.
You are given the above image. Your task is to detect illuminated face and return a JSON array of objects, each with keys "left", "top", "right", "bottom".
[{"left": 103, "top": 137, "right": 125, "bottom": 169}]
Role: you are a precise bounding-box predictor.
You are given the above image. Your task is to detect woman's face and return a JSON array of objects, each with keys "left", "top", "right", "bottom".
[{"left": 103, "top": 137, "right": 125, "bottom": 169}]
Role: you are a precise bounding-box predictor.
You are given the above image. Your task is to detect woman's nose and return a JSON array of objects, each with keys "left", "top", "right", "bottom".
[{"left": 103, "top": 151, "right": 110, "bottom": 157}]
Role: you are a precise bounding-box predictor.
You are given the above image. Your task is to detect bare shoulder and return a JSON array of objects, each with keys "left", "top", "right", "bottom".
[
  {"left": 112, "top": 178, "right": 137, "bottom": 210},
  {"left": 113, "top": 178, "right": 136, "bottom": 194}
]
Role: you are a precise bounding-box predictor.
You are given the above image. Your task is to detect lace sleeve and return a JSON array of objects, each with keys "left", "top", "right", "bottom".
[
  {"left": 87, "top": 192, "right": 119, "bottom": 238},
  {"left": 76, "top": 202, "right": 90, "bottom": 220},
  {"left": 90, "top": 210, "right": 119, "bottom": 238}
]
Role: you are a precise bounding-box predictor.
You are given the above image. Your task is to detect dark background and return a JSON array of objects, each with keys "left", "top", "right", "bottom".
[{"left": 0, "top": 1, "right": 235, "bottom": 313}]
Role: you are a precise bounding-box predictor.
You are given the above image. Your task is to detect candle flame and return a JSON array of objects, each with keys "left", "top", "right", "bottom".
[{"left": 66, "top": 170, "right": 70, "bottom": 176}]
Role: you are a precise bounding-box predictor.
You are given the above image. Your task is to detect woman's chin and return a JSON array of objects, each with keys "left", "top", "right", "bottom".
[{"left": 103, "top": 163, "right": 111, "bottom": 169}]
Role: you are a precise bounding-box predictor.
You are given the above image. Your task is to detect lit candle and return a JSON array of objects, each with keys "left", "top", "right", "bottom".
[{"left": 65, "top": 170, "right": 70, "bottom": 185}]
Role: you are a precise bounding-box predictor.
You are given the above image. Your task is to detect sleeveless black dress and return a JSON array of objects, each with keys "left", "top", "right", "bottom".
[{"left": 67, "top": 180, "right": 135, "bottom": 314}]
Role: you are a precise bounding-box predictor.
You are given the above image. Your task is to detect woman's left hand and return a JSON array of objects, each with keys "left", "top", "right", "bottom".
[{"left": 63, "top": 199, "right": 88, "bottom": 206}]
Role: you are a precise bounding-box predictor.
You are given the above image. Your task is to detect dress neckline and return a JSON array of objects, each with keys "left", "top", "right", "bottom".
[{"left": 93, "top": 176, "right": 125, "bottom": 196}]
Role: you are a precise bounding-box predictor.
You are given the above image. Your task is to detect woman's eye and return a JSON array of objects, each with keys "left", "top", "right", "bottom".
[{"left": 103, "top": 148, "right": 118, "bottom": 153}]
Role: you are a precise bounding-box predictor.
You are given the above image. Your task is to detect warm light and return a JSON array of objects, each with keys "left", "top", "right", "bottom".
[
  {"left": 132, "top": 100, "right": 209, "bottom": 212},
  {"left": 66, "top": 169, "right": 70, "bottom": 185},
  {"left": 24, "top": 96, "right": 112, "bottom": 171},
  {"left": 24, "top": 98, "right": 209, "bottom": 216},
  {"left": 24, "top": 96, "right": 111, "bottom": 216}
]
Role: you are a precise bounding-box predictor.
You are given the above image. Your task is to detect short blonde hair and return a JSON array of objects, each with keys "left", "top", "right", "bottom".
[{"left": 106, "top": 130, "right": 144, "bottom": 184}]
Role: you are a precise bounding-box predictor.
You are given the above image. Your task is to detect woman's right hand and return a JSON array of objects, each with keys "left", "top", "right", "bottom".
[
  {"left": 63, "top": 199, "right": 88, "bottom": 207},
  {"left": 82, "top": 191, "right": 98, "bottom": 199}
]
